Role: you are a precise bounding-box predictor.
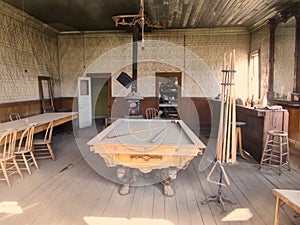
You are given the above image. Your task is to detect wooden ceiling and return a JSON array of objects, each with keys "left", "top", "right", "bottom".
[{"left": 1, "top": 0, "right": 297, "bottom": 32}]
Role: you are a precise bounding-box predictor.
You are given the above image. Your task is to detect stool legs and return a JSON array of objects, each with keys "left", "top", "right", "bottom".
[
  {"left": 259, "top": 133, "right": 270, "bottom": 169},
  {"left": 279, "top": 136, "right": 283, "bottom": 175},
  {"left": 259, "top": 132, "right": 290, "bottom": 175},
  {"left": 236, "top": 127, "right": 246, "bottom": 159},
  {"left": 286, "top": 137, "right": 291, "bottom": 172}
]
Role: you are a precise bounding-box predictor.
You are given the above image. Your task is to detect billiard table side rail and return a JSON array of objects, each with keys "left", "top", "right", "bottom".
[{"left": 87, "top": 119, "right": 206, "bottom": 156}]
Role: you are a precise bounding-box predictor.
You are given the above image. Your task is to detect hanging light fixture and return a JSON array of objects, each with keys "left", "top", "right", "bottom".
[{"left": 112, "top": 0, "right": 166, "bottom": 34}]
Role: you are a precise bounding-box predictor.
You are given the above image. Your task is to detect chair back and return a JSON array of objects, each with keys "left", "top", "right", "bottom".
[
  {"left": 145, "top": 108, "right": 159, "bottom": 119},
  {"left": 16, "top": 125, "right": 35, "bottom": 153},
  {"left": 9, "top": 113, "right": 21, "bottom": 121},
  {"left": 0, "top": 129, "right": 17, "bottom": 159},
  {"left": 44, "top": 121, "right": 54, "bottom": 142}
]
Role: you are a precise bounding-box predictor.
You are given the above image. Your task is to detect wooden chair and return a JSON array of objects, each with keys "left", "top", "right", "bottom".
[
  {"left": 145, "top": 108, "right": 161, "bottom": 119},
  {"left": 0, "top": 129, "right": 23, "bottom": 187},
  {"left": 9, "top": 113, "right": 21, "bottom": 121},
  {"left": 33, "top": 121, "right": 55, "bottom": 160},
  {"left": 14, "top": 125, "right": 39, "bottom": 175}
]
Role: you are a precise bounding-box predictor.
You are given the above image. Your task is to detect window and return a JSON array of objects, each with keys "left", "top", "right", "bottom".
[{"left": 249, "top": 50, "right": 260, "bottom": 100}]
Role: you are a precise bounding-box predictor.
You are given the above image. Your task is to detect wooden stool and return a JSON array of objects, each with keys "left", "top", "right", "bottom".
[
  {"left": 236, "top": 122, "right": 247, "bottom": 159},
  {"left": 259, "top": 130, "right": 291, "bottom": 175}
]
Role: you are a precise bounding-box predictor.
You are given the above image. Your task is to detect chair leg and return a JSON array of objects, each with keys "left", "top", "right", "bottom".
[
  {"left": 1, "top": 161, "right": 11, "bottom": 187},
  {"left": 21, "top": 153, "right": 32, "bottom": 175},
  {"left": 30, "top": 152, "right": 39, "bottom": 169},
  {"left": 13, "top": 158, "right": 23, "bottom": 179},
  {"left": 47, "top": 144, "right": 55, "bottom": 161}
]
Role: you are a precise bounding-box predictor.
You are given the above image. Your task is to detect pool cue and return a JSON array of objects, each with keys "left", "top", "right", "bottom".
[
  {"left": 216, "top": 53, "right": 227, "bottom": 161},
  {"left": 107, "top": 126, "right": 165, "bottom": 139},
  {"left": 231, "top": 50, "right": 237, "bottom": 164},
  {"left": 226, "top": 53, "right": 233, "bottom": 163},
  {"left": 149, "top": 127, "right": 167, "bottom": 143},
  {"left": 222, "top": 70, "right": 230, "bottom": 162}
]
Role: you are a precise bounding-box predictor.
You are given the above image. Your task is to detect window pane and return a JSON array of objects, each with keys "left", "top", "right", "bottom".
[{"left": 80, "top": 80, "right": 89, "bottom": 95}]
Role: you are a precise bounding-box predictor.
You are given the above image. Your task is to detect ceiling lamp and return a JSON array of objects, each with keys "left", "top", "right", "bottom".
[{"left": 112, "top": 0, "right": 165, "bottom": 30}]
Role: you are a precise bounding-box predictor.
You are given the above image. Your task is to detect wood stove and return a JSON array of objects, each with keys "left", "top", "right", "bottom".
[{"left": 125, "top": 91, "right": 143, "bottom": 117}]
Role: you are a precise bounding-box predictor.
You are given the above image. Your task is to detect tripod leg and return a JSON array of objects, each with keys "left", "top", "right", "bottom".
[{"left": 202, "top": 168, "right": 235, "bottom": 211}]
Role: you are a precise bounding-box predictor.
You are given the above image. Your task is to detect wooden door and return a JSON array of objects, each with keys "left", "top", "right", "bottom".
[{"left": 78, "top": 77, "right": 92, "bottom": 128}]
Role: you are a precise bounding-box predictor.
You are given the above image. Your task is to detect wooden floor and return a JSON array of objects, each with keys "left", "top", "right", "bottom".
[{"left": 0, "top": 127, "right": 300, "bottom": 225}]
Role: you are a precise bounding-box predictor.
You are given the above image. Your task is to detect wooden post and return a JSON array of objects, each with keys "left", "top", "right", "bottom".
[
  {"left": 267, "top": 20, "right": 277, "bottom": 101},
  {"left": 294, "top": 14, "right": 300, "bottom": 95},
  {"left": 132, "top": 23, "right": 141, "bottom": 93},
  {"left": 231, "top": 50, "right": 236, "bottom": 164}
]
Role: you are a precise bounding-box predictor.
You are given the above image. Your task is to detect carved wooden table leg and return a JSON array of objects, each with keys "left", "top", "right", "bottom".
[
  {"left": 116, "top": 166, "right": 134, "bottom": 195},
  {"left": 160, "top": 168, "right": 178, "bottom": 197}
]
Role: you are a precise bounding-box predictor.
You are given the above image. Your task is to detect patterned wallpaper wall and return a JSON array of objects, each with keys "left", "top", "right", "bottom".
[
  {"left": 2, "top": 1, "right": 286, "bottom": 104},
  {"left": 274, "top": 27, "right": 295, "bottom": 99},
  {"left": 0, "top": 1, "right": 59, "bottom": 104},
  {"left": 250, "top": 26, "right": 270, "bottom": 99},
  {"left": 59, "top": 28, "right": 250, "bottom": 100},
  {"left": 251, "top": 25, "right": 295, "bottom": 100}
]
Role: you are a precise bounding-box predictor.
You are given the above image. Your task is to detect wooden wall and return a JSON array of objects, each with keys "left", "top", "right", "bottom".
[
  {"left": 110, "top": 96, "right": 211, "bottom": 137},
  {"left": 0, "top": 100, "right": 42, "bottom": 123},
  {"left": 0, "top": 96, "right": 212, "bottom": 138},
  {"left": 284, "top": 106, "right": 300, "bottom": 150},
  {"left": 0, "top": 97, "right": 77, "bottom": 123}
]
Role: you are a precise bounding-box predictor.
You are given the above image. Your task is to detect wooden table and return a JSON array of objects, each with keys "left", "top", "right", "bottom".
[
  {"left": 0, "top": 112, "right": 78, "bottom": 144},
  {"left": 88, "top": 118, "right": 205, "bottom": 196},
  {"left": 273, "top": 189, "right": 300, "bottom": 225}
]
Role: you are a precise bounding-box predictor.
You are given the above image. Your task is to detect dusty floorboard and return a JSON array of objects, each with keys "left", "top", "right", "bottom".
[{"left": 0, "top": 128, "right": 299, "bottom": 225}]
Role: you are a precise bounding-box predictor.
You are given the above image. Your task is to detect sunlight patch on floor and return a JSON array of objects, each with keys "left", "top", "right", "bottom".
[
  {"left": 221, "top": 208, "right": 253, "bottom": 222},
  {"left": 84, "top": 217, "right": 175, "bottom": 225},
  {"left": 0, "top": 201, "right": 22, "bottom": 214}
]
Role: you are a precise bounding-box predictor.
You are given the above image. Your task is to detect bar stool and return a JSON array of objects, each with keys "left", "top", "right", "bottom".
[
  {"left": 236, "top": 122, "right": 247, "bottom": 159},
  {"left": 259, "top": 130, "right": 290, "bottom": 175}
]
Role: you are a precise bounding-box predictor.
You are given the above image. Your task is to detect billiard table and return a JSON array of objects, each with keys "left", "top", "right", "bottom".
[{"left": 87, "top": 118, "right": 205, "bottom": 196}]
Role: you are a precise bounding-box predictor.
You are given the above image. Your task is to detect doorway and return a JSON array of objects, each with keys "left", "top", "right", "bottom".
[{"left": 87, "top": 73, "right": 111, "bottom": 130}]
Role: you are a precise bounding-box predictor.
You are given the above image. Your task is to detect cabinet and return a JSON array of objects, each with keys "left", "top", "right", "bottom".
[
  {"left": 236, "top": 106, "right": 288, "bottom": 162},
  {"left": 210, "top": 99, "right": 289, "bottom": 162},
  {"left": 273, "top": 100, "right": 300, "bottom": 150}
]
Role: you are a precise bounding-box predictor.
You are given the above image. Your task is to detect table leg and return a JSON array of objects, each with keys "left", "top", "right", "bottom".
[
  {"left": 274, "top": 197, "right": 280, "bottom": 225},
  {"left": 160, "top": 168, "right": 178, "bottom": 197},
  {"left": 116, "top": 166, "right": 135, "bottom": 195}
]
